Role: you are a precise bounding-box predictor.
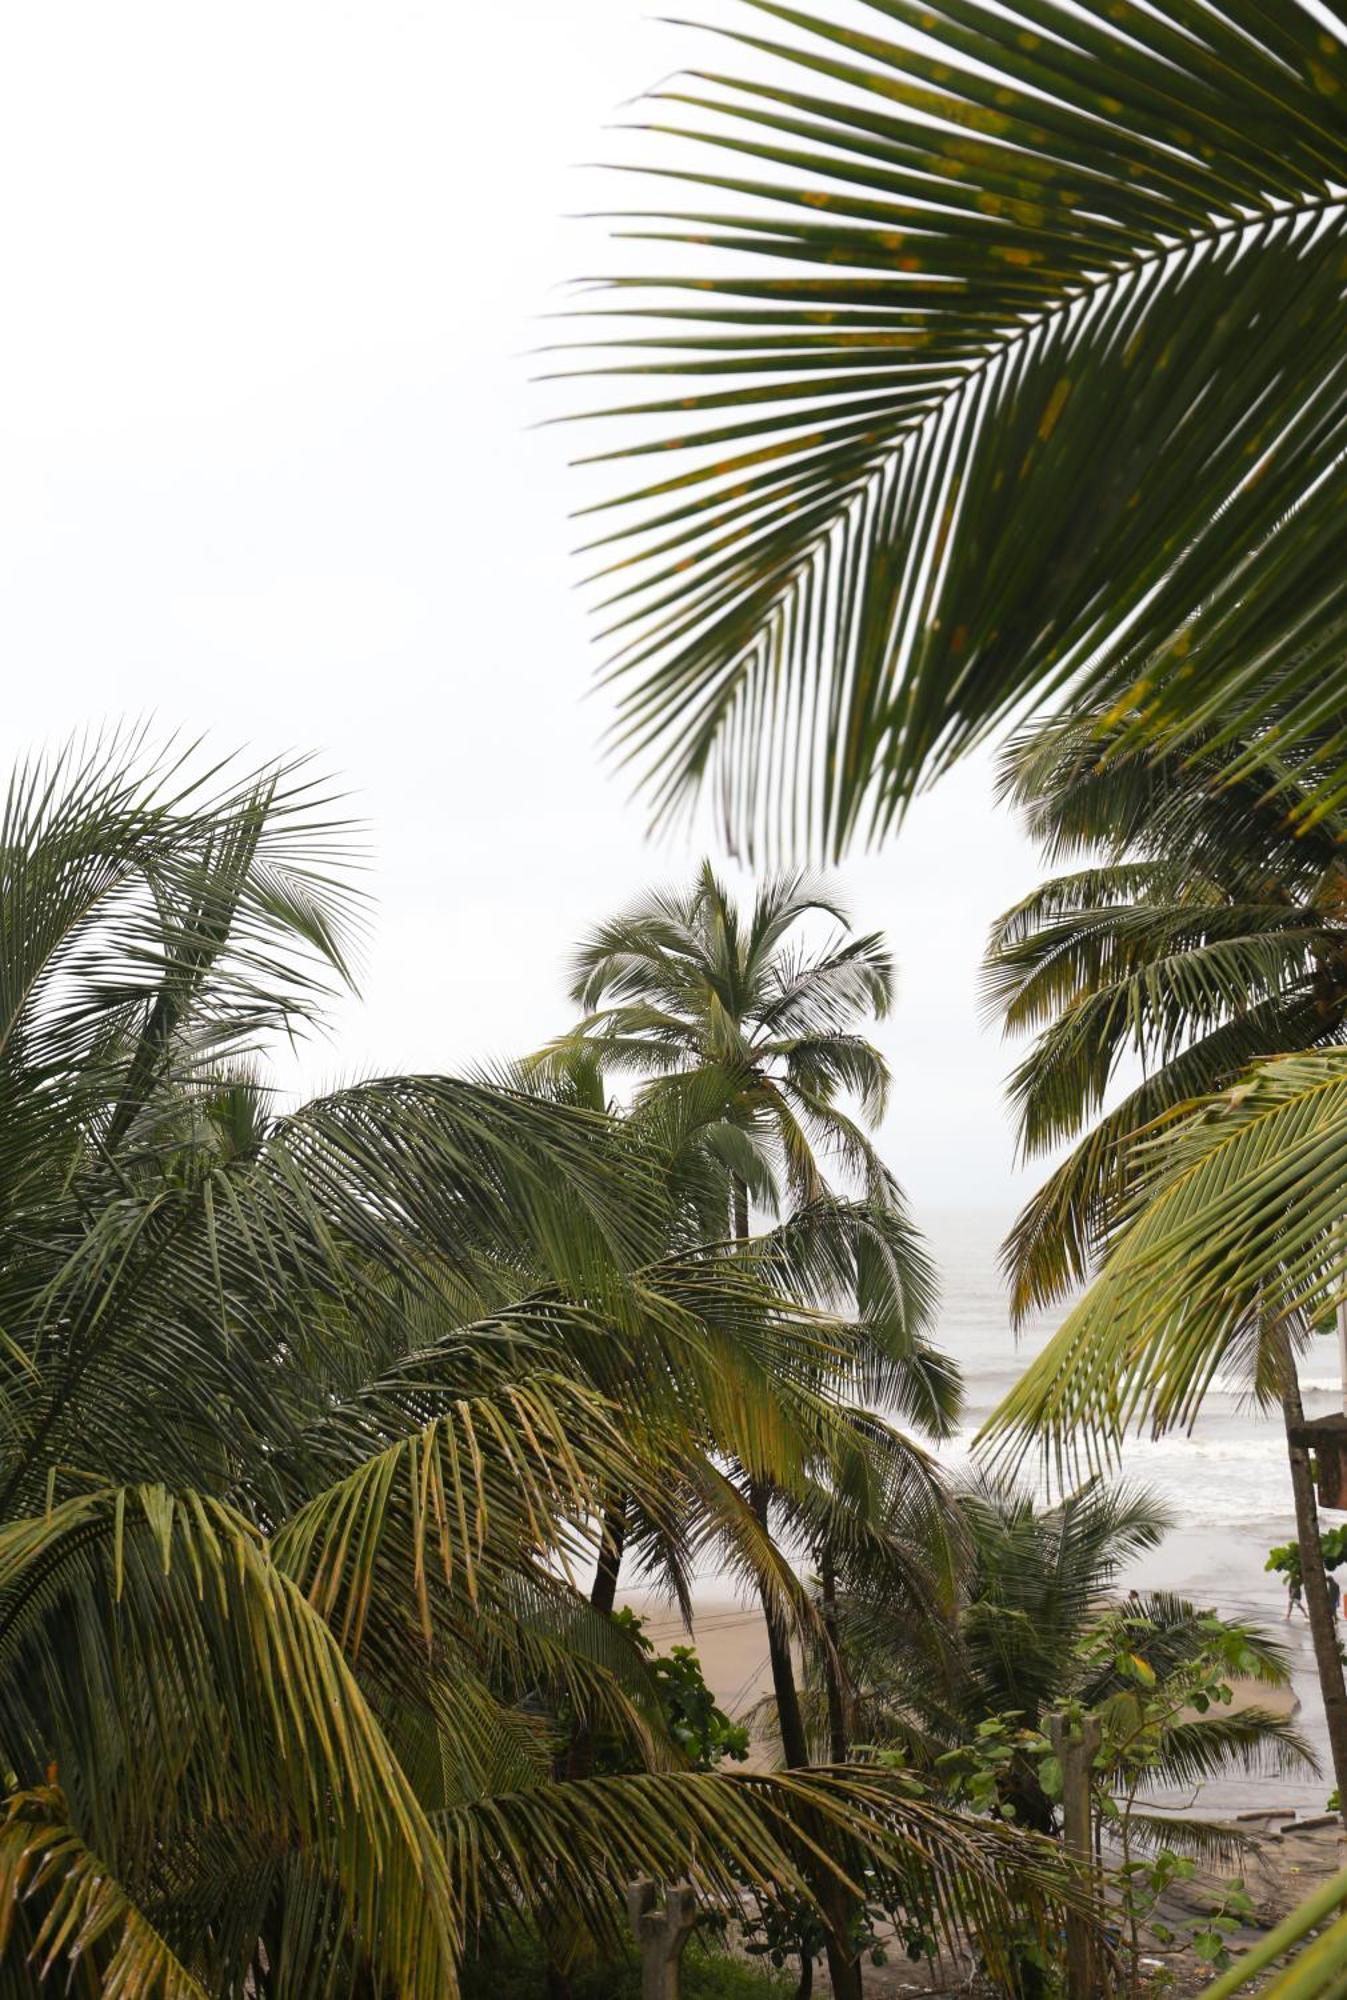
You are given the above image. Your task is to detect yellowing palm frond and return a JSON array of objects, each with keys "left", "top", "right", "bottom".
[
  {"left": 0, "top": 1787, "right": 207, "bottom": 2000},
  {"left": 0, "top": 1487, "right": 459, "bottom": 2000}
]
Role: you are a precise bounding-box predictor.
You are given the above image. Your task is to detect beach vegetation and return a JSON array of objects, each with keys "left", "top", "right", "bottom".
[
  {"left": 0, "top": 734, "right": 1075, "bottom": 1997},
  {"left": 816, "top": 1481, "right": 1308, "bottom": 1991},
  {"left": 981, "top": 711, "right": 1347, "bottom": 1816},
  {"left": 808, "top": 1479, "right": 1310, "bottom": 1833}
]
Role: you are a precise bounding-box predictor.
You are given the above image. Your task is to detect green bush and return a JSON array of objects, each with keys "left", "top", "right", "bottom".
[{"left": 460, "top": 1931, "right": 792, "bottom": 2000}]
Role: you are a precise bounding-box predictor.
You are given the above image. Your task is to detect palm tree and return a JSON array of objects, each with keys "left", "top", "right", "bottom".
[
  {"left": 986, "top": 711, "right": 1347, "bottom": 1319},
  {"left": 535, "top": 860, "right": 944, "bottom": 1623},
  {"left": 981, "top": 710, "right": 1347, "bottom": 1813},
  {"left": 559, "top": 0, "right": 1347, "bottom": 859},
  {"left": 549, "top": 862, "right": 904, "bottom": 1234},
  {"left": 0, "top": 733, "right": 1057, "bottom": 1997},
  {"left": 823, "top": 1478, "right": 1311, "bottom": 1836},
  {"left": 536, "top": 865, "right": 952, "bottom": 2000}
]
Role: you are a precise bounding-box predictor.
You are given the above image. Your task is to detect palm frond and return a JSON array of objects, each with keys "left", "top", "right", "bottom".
[
  {"left": 1000, "top": 993, "right": 1339, "bottom": 1319},
  {"left": 980, "top": 1051, "right": 1347, "bottom": 1466},
  {"left": 442, "top": 1766, "right": 1074, "bottom": 1974},
  {"left": 564, "top": 0, "right": 1347, "bottom": 857},
  {"left": 0, "top": 1487, "right": 458, "bottom": 1998},
  {"left": 0, "top": 1786, "right": 207, "bottom": 2000}
]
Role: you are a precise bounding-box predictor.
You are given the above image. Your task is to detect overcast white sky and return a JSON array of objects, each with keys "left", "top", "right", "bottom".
[{"left": 0, "top": 0, "right": 1062, "bottom": 1219}]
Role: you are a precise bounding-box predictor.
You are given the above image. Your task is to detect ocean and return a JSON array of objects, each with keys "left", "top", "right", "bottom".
[
  {"left": 633, "top": 1209, "right": 1339, "bottom": 1813},
  {"left": 931, "top": 1209, "right": 1334, "bottom": 1816}
]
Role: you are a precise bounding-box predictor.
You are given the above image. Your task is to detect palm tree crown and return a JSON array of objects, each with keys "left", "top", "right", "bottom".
[
  {"left": 986, "top": 712, "right": 1347, "bottom": 1317},
  {"left": 548, "top": 861, "right": 898, "bottom": 1219}
]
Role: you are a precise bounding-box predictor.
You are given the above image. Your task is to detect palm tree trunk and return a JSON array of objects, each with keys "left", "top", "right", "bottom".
[
  {"left": 590, "top": 1494, "right": 627, "bottom": 1615},
  {"left": 820, "top": 1556, "right": 849, "bottom": 1765},
  {"left": 737, "top": 1177, "right": 810, "bottom": 1758},
  {"left": 750, "top": 1478, "right": 812, "bottom": 1770},
  {"left": 1280, "top": 1352, "right": 1347, "bottom": 1827},
  {"left": 749, "top": 1483, "right": 861, "bottom": 2000},
  {"left": 734, "top": 1174, "right": 861, "bottom": 1997},
  {"left": 566, "top": 1497, "right": 629, "bottom": 1786}
]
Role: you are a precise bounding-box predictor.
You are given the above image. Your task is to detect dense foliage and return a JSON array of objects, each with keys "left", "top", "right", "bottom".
[{"left": 0, "top": 737, "right": 1071, "bottom": 1998}]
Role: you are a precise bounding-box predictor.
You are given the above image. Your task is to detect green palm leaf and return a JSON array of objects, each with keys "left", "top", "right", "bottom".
[
  {"left": 442, "top": 1766, "right": 1071, "bottom": 1971},
  {"left": 0, "top": 1487, "right": 458, "bottom": 1999},
  {"left": 980, "top": 1051, "right": 1347, "bottom": 1465},
  {"left": 565, "top": 0, "right": 1347, "bottom": 855}
]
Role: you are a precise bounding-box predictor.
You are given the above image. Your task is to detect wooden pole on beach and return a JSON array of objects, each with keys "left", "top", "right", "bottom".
[
  {"left": 1047, "top": 1711, "right": 1101, "bottom": 2000},
  {"left": 626, "top": 1880, "right": 698, "bottom": 2000}
]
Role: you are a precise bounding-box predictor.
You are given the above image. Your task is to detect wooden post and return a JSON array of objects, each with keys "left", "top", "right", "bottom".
[
  {"left": 626, "top": 1880, "right": 698, "bottom": 2000},
  {"left": 1047, "top": 1711, "right": 1101, "bottom": 2000}
]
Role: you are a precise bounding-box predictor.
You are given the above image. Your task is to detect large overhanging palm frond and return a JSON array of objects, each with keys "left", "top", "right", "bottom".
[
  {"left": 441, "top": 1766, "right": 1074, "bottom": 1975},
  {"left": 0, "top": 1488, "right": 459, "bottom": 2000},
  {"left": 979, "top": 1051, "right": 1347, "bottom": 1468},
  {"left": 561, "top": 0, "right": 1347, "bottom": 857}
]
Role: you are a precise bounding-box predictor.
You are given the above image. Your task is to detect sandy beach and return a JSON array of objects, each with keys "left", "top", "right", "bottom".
[{"left": 621, "top": 1590, "right": 1308, "bottom": 1806}]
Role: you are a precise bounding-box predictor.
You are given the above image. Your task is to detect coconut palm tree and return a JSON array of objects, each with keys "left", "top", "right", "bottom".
[
  {"left": 534, "top": 861, "right": 945, "bottom": 1639},
  {"left": 980, "top": 710, "right": 1347, "bottom": 1813},
  {"left": 986, "top": 711, "right": 1347, "bottom": 1320},
  {"left": 545, "top": 862, "right": 905, "bottom": 1230},
  {"left": 535, "top": 866, "right": 954, "bottom": 1999},
  {"left": 560, "top": 0, "right": 1347, "bottom": 859},
  {"left": 821, "top": 1478, "right": 1311, "bottom": 1836},
  {"left": 0, "top": 733, "right": 1062, "bottom": 1998}
]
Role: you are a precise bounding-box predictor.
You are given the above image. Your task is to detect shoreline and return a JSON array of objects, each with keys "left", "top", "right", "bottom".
[{"left": 622, "top": 1590, "right": 1324, "bottom": 1814}]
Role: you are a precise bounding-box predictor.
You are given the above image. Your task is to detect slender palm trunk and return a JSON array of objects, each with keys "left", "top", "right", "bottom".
[
  {"left": 1280, "top": 1349, "right": 1347, "bottom": 1826},
  {"left": 733, "top": 1176, "right": 749, "bottom": 1245},
  {"left": 820, "top": 1556, "right": 849, "bottom": 1765},
  {"left": 750, "top": 1478, "right": 813, "bottom": 1770},
  {"left": 565, "top": 1497, "right": 629, "bottom": 1790},
  {"left": 590, "top": 1494, "right": 627, "bottom": 1616},
  {"left": 735, "top": 1166, "right": 811, "bottom": 1763},
  {"left": 738, "top": 1230, "right": 861, "bottom": 2000}
]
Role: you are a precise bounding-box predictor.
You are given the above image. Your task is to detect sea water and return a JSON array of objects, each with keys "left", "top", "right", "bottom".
[{"left": 931, "top": 1209, "right": 1334, "bottom": 1816}]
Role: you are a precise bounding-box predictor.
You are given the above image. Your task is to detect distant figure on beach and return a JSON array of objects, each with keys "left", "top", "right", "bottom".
[
  {"left": 1284, "top": 1571, "right": 1343, "bottom": 1620},
  {"left": 1267, "top": 1535, "right": 1347, "bottom": 1620}
]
